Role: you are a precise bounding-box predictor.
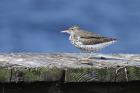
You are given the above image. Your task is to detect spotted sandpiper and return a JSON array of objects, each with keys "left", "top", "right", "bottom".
[{"left": 61, "top": 26, "right": 117, "bottom": 62}]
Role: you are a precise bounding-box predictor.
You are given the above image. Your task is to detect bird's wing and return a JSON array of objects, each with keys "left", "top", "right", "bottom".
[
  {"left": 79, "top": 37, "right": 115, "bottom": 45},
  {"left": 78, "top": 30, "right": 102, "bottom": 38},
  {"left": 77, "top": 30, "right": 115, "bottom": 45}
]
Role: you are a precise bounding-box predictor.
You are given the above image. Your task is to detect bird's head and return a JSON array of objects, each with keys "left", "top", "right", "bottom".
[{"left": 61, "top": 26, "right": 80, "bottom": 34}]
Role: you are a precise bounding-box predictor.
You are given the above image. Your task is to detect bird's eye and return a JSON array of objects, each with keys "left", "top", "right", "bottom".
[{"left": 69, "top": 28, "right": 74, "bottom": 30}]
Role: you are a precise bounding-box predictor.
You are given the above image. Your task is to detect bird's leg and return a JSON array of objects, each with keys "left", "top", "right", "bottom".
[
  {"left": 87, "top": 52, "right": 106, "bottom": 59},
  {"left": 87, "top": 52, "right": 94, "bottom": 59},
  {"left": 78, "top": 52, "right": 94, "bottom": 65},
  {"left": 83, "top": 51, "right": 107, "bottom": 60},
  {"left": 80, "top": 52, "right": 93, "bottom": 60}
]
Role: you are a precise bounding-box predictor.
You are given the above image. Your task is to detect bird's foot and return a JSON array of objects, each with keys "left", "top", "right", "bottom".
[
  {"left": 78, "top": 57, "right": 93, "bottom": 65},
  {"left": 79, "top": 57, "right": 92, "bottom": 61}
]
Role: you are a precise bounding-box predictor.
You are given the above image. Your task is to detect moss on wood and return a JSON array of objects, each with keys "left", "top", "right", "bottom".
[{"left": 0, "top": 53, "right": 139, "bottom": 82}]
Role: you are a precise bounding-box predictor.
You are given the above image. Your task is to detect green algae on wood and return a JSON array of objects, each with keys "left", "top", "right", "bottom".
[{"left": 0, "top": 53, "right": 139, "bottom": 82}]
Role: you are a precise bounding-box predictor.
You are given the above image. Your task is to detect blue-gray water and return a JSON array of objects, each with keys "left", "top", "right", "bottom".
[{"left": 0, "top": 0, "right": 140, "bottom": 53}]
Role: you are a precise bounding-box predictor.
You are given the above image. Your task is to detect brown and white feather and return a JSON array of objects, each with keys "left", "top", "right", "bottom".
[{"left": 62, "top": 26, "right": 117, "bottom": 52}]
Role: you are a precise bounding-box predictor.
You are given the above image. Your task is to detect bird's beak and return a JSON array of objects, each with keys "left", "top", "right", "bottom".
[{"left": 61, "top": 30, "right": 69, "bottom": 33}]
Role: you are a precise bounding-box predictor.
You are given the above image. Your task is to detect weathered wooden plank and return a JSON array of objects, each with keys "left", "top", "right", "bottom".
[{"left": 0, "top": 53, "right": 139, "bottom": 82}]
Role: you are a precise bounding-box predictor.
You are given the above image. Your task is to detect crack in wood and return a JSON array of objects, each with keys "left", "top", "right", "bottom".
[{"left": 9, "top": 69, "right": 13, "bottom": 82}]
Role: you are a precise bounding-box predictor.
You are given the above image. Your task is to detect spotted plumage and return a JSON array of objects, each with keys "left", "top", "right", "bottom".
[{"left": 61, "top": 26, "right": 117, "bottom": 52}]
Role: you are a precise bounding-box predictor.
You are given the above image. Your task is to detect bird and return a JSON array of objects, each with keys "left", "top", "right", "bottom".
[{"left": 61, "top": 26, "right": 117, "bottom": 62}]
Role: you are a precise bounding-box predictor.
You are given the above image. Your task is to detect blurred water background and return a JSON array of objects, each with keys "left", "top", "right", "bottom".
[{"left": 0, "top": 0, "right": 140, "bottom": 53}]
